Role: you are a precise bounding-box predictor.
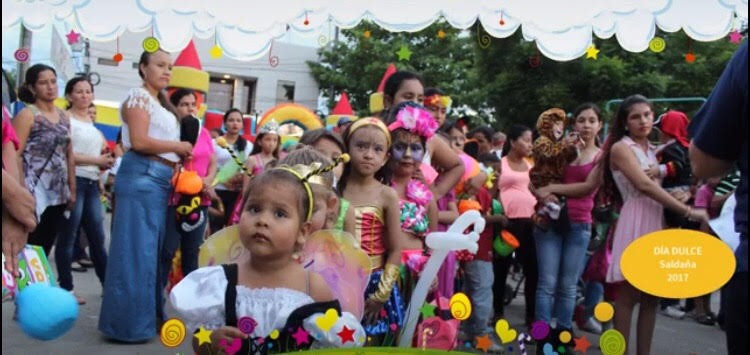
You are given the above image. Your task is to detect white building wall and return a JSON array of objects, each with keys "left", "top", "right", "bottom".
[{"left": 87, "top": 31, "right": 320, "bottom": 114}]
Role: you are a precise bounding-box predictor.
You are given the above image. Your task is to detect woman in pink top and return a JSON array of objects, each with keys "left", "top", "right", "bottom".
[
  {"left": 160, "top": 89, "right": 217, "bottom": 297},
  {"left": 602, "top": 95, "right": 707, "bottom": 355},
  {"left": 493, "top": 124, "right": 538, "bottom": 327},
  {"left": 533, "top": 103, "right": 605, "bottom": 335}
]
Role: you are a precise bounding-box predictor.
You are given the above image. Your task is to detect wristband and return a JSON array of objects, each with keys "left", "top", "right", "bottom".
[{"left": 369, "top": 263, "right": 400, "bottom": 303}]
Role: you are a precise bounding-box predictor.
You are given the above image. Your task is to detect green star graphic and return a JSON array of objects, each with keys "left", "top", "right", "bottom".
[
  {"left": 396, "top": 45, "right": 412, "bottom": 61},
  {"left": 419, "top": 303, "right": 436, "bottom": 318}
]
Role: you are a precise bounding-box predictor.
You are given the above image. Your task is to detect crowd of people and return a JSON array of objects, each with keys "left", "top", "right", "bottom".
[{"left": 1, "top": 41, "right": 746, "bottom": 354}]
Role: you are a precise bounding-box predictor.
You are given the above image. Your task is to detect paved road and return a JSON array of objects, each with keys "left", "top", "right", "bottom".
[{"left": 2, "top": 214, "right": 728, "bottom": 354}]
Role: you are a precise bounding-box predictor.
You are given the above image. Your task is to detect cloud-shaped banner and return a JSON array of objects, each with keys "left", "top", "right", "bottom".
[{"left": 3, "top": 0, "right": 747, "bottom": 62}]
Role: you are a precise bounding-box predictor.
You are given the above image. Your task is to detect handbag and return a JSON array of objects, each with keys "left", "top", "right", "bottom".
[
  {"left": 583, "top": 217, "right": 616, "bottom": 283},
  {"left": 416, "top": 294, "right": 459, "bottom": 350}
]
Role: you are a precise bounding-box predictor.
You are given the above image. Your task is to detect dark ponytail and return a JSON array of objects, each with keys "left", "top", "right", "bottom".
[{"left": 18, "top": 64, "right": 56, "bottom": 103}]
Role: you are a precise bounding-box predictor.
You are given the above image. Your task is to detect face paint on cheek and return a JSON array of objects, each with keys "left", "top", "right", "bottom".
[
  {"left": 392, "top": 146, "right": 405, "bottom": 161},
  {"left": 410, "top": 146, "right": 424, "bottom": 162}
]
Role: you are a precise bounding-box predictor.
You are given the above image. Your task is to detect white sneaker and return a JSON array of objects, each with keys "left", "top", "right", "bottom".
[
  {"left": 581, "top": 317, "right": 602, "bottom": 334},
  {"left": 660, "top": 306, "right": 686, "bottom": 319}
]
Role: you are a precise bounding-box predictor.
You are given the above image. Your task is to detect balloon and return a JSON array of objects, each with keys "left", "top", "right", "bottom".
[
  {"left": 301, "top": 230, "right": 372, "bottom": 320},
  {"left": 399, "top": 210, "right": 484, "bottom": 347},
  {"left": 16, "top": 284, "right": 78, "bottom": 340},
  {"left": 198, "top": 225, "right": 248, "bottom": 267}
]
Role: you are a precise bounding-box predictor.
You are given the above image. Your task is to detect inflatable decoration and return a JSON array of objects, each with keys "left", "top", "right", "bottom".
[
  {"left": 326, "top": 92, "right": 357, "bottom": 129},
  {"left": 399, "top": 210, "right": 484, "bottom": 346},
  {"left": 256, "top": 103, "right": 323, "bottom": 134},
  {"left": 167, "top": 40, "right": 209, "bottom": 118}
]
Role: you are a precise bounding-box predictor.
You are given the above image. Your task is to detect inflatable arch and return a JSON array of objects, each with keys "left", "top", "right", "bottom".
[{"left": 256, "top": 103, "right": 323, "bottom": 133}]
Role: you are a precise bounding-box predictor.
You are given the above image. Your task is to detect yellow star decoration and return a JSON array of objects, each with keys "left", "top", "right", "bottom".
[
  {"left": 194, "top": 326, "right": 213, "bottom": 345},
  {"left": 585, "top": 45, "right": 600, "bottom": 60},
  {"left": 363, "top": 30, "right": 371, "bottom": 39},
  {"left": 397, "top": 45, "right": 413, "bottom": 61},
  {"left": 437, "top": 30, "right": 446, "bottom": 39}
]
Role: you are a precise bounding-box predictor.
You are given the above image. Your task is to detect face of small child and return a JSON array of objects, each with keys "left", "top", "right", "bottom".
[
  {"left": 449, "top": 127, "right": 465, "bottom": 153},
  {"left": 313, "top": 137, "right": 344, "bottom": 180},
  {"left": 348, "top": 126, "right": 388, "bottom": 176},
  {"left": 261, "top": 133, "right": 279, "bottom": 154},
  {"left": 240, "top": 179, "right": 308, "bottom": 259},
  {"left": 426, "top": 104, "right": 447, "bottom": 126},
  {"left": 552, "top": 121, "right": 564, "bottom": 141},
  {"left": 309, "top": 186, "right": 336, "bottom": 232},
  {"left": 390, "top": 130, "right": 424, "bottom": 176}
]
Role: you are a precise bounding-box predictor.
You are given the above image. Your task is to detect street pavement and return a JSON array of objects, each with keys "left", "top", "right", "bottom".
[{"left": 2, "top": 214, "right": 729, "bottom": 354}]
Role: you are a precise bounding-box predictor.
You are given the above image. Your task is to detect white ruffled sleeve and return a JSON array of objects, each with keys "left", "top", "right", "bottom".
[
  {"left": 123, "top": 88, "right": 153, "bottom": 111},
  {"left": 304, "top": 311, "right": 366, "bottom": 349},
  {"left": 169, "top": 266, "right": 228, "bottom": 332}
]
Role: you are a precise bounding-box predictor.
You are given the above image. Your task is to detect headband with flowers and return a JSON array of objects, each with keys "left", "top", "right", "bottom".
[
  {"left": 423, "top": 94, "right": 452, "bottom": 109},
  {"left": 387, "top": 106, "right": 439, "bottom": 140}
]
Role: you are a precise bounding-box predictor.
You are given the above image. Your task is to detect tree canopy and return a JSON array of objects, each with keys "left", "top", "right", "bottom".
[{"left": 308, "top": 21, "right": 743, "bottom": 131}]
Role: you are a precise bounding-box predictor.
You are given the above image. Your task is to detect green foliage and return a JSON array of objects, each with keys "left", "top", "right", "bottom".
[
  {"left": 309, "top": 21, "right": 742, "bottom": 131},
  {"left": 308, "top": 21, "right": 474, "bottom": 117}
]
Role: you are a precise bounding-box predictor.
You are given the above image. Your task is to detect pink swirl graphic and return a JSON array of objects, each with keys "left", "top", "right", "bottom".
[
  {"left": 14, "top": 48, "right": 30, "bottom": 63},
  {"left": 238, "top": 316, "right": 257, "bottom": 334}
]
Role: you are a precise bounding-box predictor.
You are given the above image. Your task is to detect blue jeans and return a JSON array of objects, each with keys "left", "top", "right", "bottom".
[
  {"left": 579, "top": 253, "right": 604, "bottom": 321},
  {"left": 534, "top": 223, "right": 590, "bottom": 329},
  {"left": 56, "top": 177, "right": 108, "bottom": 291},
  {"left": 464, "top": 260, "right": 494, "bottom": 337},
  {"left": 158, "top": 205, "right": 208, "bottom": 304},
  {"left": 99, "top": 152, "right": 173, "bottom": 342}
]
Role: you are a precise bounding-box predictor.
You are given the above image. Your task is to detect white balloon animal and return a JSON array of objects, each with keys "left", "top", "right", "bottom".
[{"left": 398, "top": 210, "right": 485, "bottom": 347}]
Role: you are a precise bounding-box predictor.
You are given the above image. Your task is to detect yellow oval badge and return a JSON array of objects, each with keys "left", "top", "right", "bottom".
[{"left": 621, "top": 229, "right": 735, "bottom": 299}]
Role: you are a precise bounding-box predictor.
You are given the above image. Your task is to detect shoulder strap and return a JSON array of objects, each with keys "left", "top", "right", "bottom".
[{"left": 221, "top": 264, "right": 239, "bottom": 326}]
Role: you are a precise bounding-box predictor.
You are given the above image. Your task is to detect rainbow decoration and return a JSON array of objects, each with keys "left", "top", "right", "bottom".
[{"left": 257, "top": 103, "right": 323, "bottom": 133}]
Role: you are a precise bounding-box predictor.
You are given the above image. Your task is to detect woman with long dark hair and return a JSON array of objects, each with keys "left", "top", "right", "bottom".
[
  {"left": 533, "top": 103, "right": 605, "bottom": 335},
  {"left": 54, "top": 77, "right": 112, "bottom": 305},
  {"left": 210, "top": 108, "right": 250, "bottom": 231},
  {"left": 13, "top": 64, "right": 76, "bottom": 257},
  {"left": 99, "top": 49, "right": 193, "bottom": 342},
  {"left": 602, "top": 95, "right": 707, "bottom": 354},
  {"left": 493, "top": 124, "right": 539, "bottom": 327}
]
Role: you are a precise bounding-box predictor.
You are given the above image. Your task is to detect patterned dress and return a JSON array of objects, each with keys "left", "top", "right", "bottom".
[{"left": 21, "top": 105, "right": 71, "bottom": 218}]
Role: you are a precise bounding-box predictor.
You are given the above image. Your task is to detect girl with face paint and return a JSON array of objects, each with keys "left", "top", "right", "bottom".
[{"left": 382, "top": 102, "right": 441, "bottom": 307}]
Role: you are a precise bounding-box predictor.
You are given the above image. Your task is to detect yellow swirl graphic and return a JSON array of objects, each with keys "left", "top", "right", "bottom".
[
  {"left": 449, "top": 292, "right": 472, "bottom": 321},
  {"left": 160, "top": 318, "right": 186, "bottom": 348},
  {"left": 649, "top": 37, "right": 666, "bottom": 53},
  {"left": 142, "top": 37, "right": 160, "bottom": 53},
  {"left": 318, "top": 35, "right": 329, "bottom": 46},
  {"left": 477, "top": 26, "right": 491, "bottom": 49},
  {"left": 599, "top": 329, "right": 626, "bottom": 355}
]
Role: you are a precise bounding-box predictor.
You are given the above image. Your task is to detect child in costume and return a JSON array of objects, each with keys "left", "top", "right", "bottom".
[
  {"left": 228, "top": 121, "right": 281, "bottom": 225},
  {"left": 653, "top": 110, "right": 694, "bottom": 227},
  {"left": 530, "top": 108, "right": 581, "bottom": 230},
  {"left": 383, "top": 102, "right": 439, "bottom": 301},
  {"left": 339, "top": 117, "right": 404, "bottom": 345},
  {"left": 171, "top": 164, "right": 364, "bottom": 354}
]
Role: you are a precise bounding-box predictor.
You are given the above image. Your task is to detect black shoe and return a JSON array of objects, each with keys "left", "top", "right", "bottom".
[{"left": 71, "top": 261, "right": 88, "bottom": 272}]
